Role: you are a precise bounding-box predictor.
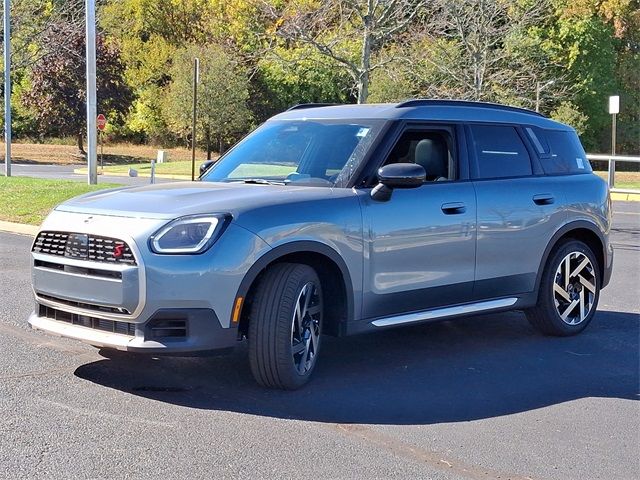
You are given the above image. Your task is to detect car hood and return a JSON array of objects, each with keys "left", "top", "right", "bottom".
[{"left": 55, "top": 181, "right": 355, "bottom": 220}]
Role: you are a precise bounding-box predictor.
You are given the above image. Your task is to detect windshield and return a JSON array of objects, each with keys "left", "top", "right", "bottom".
[{"left": 202, "top": 119, "right": 385, "bottom": 187}]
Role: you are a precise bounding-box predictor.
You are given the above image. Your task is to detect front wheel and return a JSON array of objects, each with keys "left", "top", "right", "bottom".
[
  {"left": 248, "top": 263, "right": 323, "bottom": 389},
  {"left": 526, "top": 240, "right": 600, "bottom": 336}
]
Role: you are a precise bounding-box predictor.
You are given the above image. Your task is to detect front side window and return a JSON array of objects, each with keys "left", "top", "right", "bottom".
[
  {"left": 470, "top": 125, "right": 532, "bottom": 179},
  {"left": 202, "top": 119, "right": 384, "bottom": 187},
  {"left": 383, "top": 129, "right": 455, "bottom": 182}
]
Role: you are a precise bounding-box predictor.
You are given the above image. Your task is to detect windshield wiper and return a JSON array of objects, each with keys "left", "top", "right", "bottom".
[{"left": 228, "top": 178, "right": 285, "bottom": 185}]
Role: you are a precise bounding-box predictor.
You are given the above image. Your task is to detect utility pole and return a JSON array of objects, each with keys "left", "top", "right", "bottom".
[
  {"left": 3, "top": 0, "right": 11, "bottom": 177},
  {"left": 85, "top": 0, "right": 97, "bottom": 184},
  {"left": 191, "top": 57, "right": 199, "bottom": 181}
]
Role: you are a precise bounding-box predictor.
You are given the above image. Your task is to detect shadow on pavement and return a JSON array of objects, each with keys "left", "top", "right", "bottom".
[{"left": 74, "top": 310, "right": 639, "bottom": 425}]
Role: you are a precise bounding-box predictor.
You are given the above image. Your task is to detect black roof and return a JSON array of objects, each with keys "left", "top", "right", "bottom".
[{"left": 274, "top": 99, "right": 568, "bottom": 130}]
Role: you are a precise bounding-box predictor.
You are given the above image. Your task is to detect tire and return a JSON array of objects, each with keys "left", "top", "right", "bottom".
[
  {"left": 248, "top": 263, "right": 323, "bottom": 389},
  {"left": 526, "top": 239, "right": 600, "bottom": 336}
]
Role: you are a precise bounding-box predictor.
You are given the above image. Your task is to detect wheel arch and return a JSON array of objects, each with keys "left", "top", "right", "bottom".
[
  {"left": 535, "top": 220, "right": 606, "bottom": 296},
  {"left": 235, "top": 241, "right": 354, "bottom": 338}
]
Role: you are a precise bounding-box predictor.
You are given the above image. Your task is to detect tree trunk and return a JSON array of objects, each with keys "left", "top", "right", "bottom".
[
  {"left": 77, "top": 132, "right": 86, "bottom": 155},
  {"left": 219, "top": 136, "right": 224, "bottom": 155},
  {"left": 357, "top": 9, "right": 373, "bottom": 104},
  {"left": 205, "top": 130, "right": 212, "bottom": 160}
]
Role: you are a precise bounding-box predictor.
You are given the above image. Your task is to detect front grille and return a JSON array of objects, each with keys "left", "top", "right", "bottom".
[
  {"left": 32, "top": 231, "right": 69, "bottom": 256},
  {"left": 33, "top": 231, "right": 136, "bottom": 265},
  {"left": 38, "top": 293, "right": 131, "bottom": 315},
  {"left": 34, "top": 259, "right": 123, "bottom": 279},
  {"left": 38, "top": 304, "right": 136, "bottom": 336}
]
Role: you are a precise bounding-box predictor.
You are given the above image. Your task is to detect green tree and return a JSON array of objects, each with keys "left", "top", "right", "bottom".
[
  {"left": 270, "top": 0, "right": 428, "bottom": 103},
  {"left": 164, "top": 44, "right": 251, "bottom": 158},
  {"left": 19, "top": 22, "right": 132, "bottom": 153},
  {"left": 257, "top": 44, "right": 352, "bottom": 114},
  {"left": 550, "top": 101, "right": 589, "bottom": 135}
]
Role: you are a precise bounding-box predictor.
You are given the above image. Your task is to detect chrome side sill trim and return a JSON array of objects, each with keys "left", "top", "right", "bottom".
[{"left": 371, "top": 297, "right": 518, "bottom": 327}]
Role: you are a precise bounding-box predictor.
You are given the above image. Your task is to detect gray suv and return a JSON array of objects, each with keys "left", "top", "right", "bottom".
[{"left": 29, "top": 100, "right": 613, "bottom": 389}]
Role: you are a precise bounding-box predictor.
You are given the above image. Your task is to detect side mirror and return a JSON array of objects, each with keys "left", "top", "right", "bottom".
[
  {"left": 199, "top": 160, "right": 216, "bottom": 177},
  {"left": 371, "top": 163, "right": 425, "bottom": 201}
]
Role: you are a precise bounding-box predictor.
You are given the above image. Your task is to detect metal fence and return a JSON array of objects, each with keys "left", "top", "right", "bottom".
[{"left": 586, "top": 154, "right": 640, "bottom": 193}]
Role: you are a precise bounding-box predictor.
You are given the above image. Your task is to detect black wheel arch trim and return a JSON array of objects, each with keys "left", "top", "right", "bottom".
[
  {"left": 234, "top": 241, "right": 355, "bottom": 326},
  {"left": 535, "top": 220, "right": 607, "bottom": 295}
]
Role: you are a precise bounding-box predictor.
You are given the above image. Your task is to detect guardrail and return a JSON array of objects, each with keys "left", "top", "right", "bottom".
[{"left": 586, "top": 154, "right": 640, "bottom": 193}]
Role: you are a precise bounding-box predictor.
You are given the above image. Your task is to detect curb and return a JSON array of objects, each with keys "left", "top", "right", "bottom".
[
  {"left": 0, "top": 221, "right": 38, "bottom": 237},
  {"left": 73, "top": 168, "right": 191, "bottom": 180},
  {"left": 610, "top": 192, "right": 640, "bottom": 202}
]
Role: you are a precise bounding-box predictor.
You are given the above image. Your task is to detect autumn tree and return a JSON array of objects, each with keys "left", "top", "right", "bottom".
[
  {"left": 164, "top": 44, "right": 252, "bottom": 159},
  {"left": 267, "top": 0, "right": 428, "bottom": 103},
  {"left": 20, "top": 22, "right": 132, "bottom": 154}
]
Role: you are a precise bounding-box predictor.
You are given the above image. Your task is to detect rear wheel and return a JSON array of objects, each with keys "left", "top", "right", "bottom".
[
  {"left": 248, "top": 263, "right": 323, "bottom": 389},
  {"left": 527, "top": 240, "right": 600, "bottom": 336}
]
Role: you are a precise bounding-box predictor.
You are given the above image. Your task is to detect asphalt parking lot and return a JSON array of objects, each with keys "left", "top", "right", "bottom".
[{"left": 0, "top": 202, "right": 638, "bottom": 480}]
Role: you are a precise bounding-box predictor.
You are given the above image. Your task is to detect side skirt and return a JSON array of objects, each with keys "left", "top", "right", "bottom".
[{"left": 371, "top": 297, "right": 518, "bottom": 328}]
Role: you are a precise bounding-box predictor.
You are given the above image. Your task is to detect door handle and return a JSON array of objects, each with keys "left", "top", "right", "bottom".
[
  {"left": 533, "top": 194, "right": 555, "bottom": 206},
  {"left": 441, "top": 202, "right": 466, "bottom": 214}
]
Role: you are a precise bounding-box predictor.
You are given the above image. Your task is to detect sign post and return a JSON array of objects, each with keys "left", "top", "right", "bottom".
[
  {"left": 97, "top": 113, "right": 106, "bottom": 172},
  {"left": 608, "top": 95, "right": 620, "bottom": 188}
]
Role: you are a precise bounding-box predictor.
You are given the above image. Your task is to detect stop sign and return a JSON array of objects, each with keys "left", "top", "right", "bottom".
[{"left": 96, "top": 114, "right": 107, "bottom": 131}]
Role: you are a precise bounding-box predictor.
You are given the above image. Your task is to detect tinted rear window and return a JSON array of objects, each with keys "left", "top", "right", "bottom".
[
  {"left": 470, "top": 125, "right": 532, "bottom": 178},
  {"left": 539, "top": 130, "right": 592, "bottom": 174}
]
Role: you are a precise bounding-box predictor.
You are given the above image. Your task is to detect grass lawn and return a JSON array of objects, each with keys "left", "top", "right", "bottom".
[
  {"left": 594, "top": 171, "right": 640, "bottom": 190},
  {"left": 0, "top": 141, "right": 212, "bottom": 166},
  {"left": 0, "top": 177, "right": 122, "bottom": 225}
]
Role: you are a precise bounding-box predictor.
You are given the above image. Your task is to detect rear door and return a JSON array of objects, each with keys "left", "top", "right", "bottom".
[
  {"left": 359, "top": 124, "right": 477, "bottom": 320},
  {"left": 468, "top": 123, "right": 567, "bottom": 299}
]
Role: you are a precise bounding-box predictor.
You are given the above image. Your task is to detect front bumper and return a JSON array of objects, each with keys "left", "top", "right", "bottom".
[
  {"left": 28, "top": 210, "right": 271, "bottom": 354},
  {"left": 28, "top": 307, "right": 237, "bottom": 354}
]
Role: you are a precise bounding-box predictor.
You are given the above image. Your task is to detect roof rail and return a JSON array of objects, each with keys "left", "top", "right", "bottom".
[
  {"left": 395, "top": 99, "right": 545, "bottom": 117},
  {"left": 286, "top": 103, "right": 339, "bottom": 111}
]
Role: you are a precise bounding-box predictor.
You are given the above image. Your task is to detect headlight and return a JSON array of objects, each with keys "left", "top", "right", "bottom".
[{"left": 149, "top": 214, "right": 229, "bottom": 254}]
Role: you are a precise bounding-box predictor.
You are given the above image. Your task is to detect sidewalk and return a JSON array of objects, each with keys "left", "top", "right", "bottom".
[{"left": 0, "top": 220, "right": 38, "bottom": 236}]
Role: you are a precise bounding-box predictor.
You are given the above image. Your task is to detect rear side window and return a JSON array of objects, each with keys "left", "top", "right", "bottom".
[
  {"left": 539, "top": 130, "right": 592, "bottom": 174},
  {"left": 470, "top": 125, "right": 532, "bottom": 178}
]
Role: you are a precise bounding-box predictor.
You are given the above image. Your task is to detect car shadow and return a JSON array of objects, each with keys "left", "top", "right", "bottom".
[{"left": 74, "top": 310, "right": 639, "bottom": 425}]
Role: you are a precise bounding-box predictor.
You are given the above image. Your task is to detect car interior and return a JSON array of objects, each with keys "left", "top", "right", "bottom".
[{"left": 385, "top": 130, "right": 454, "bottom": 181}]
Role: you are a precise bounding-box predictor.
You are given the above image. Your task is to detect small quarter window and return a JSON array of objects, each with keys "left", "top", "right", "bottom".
[
  {"left": 470, "top": 125, "right": 532, "bottom": 178},
  {"left": 540, "top": 130, "right": 592, "bottom": 174},
  {"left": 525, "top": 127, "right": 549, "bottom": 155}
]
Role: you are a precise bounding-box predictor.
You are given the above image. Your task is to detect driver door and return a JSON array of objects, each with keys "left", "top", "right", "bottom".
[{"left": 359, "top": 125, "right": 477, "bottom": 320}]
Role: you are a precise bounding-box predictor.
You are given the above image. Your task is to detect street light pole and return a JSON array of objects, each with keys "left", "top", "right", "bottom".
[
  {"left": 535, "top": 80, "right": 555, "bottom": 113},
  {"left": 3, "top": 0, "right": 11, "bottom": 177},
  {"left": 85, "top": 0, "right": 97, "bottom": 185}
]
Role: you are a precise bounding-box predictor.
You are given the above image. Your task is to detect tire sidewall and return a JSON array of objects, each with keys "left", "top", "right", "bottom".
[
  {"left": 248, "top": 263, "right": 323, "bottom": 390},
  {"left": 279, "top": 267, "right": 323, "bottom": 388}
]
